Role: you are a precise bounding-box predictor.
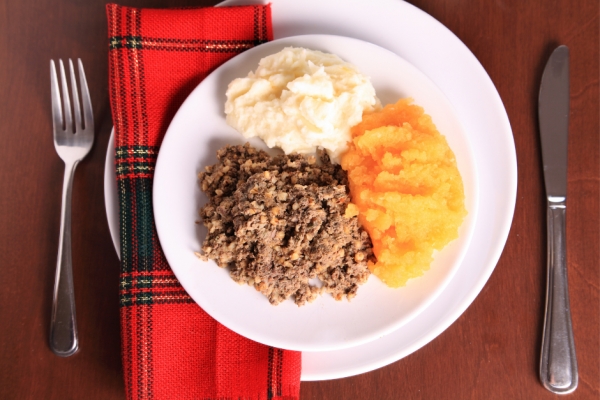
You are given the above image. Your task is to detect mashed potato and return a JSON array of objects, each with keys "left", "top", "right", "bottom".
[
  {"left": 224, "top": 47, "right": 380, "bottom": 163},
  {"left": 341, "top": 98, "right": 467, "bottom": 287}
]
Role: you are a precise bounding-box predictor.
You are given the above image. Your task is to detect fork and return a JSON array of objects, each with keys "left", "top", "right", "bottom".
[{"left": 49, "top": 59, "right": 94, "bottom": 357}]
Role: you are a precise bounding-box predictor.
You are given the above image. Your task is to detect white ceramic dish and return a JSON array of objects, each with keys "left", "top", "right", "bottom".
[
  {"left": 151, "top": 34, "right": 478, "bottom": 353},
  {"left": 104, "top": 0, "right": 516, "bottom": 380}
]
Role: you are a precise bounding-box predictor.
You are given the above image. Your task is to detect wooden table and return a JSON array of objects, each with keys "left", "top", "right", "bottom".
[{"left": 0, "top": 0, "right": 597, "bottom": 398}]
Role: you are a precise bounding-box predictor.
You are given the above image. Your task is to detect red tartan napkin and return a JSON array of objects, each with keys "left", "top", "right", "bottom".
[{"left": 106, "top": 4, "right": 301, "bottom": 400}]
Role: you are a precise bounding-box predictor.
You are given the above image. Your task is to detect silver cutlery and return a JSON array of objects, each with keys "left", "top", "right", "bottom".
[
  {"left": 538, "top": 45, "right": 578, "bottom": 394},
  {"left": 49, "top": 59, "right": 94, "bottom": 357}
]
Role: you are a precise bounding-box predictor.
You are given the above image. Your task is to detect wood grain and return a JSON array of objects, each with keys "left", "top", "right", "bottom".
[{"left": 0, "top": 0, "right": 597, "bottom": 399}]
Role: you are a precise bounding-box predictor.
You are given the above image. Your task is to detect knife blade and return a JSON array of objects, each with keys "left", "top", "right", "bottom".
[
  {"left": 538, "top": 45, "right": 578, "bottom": 394},
  {"left": 539, "top": 46, "right": 569, "bottom": 201}
]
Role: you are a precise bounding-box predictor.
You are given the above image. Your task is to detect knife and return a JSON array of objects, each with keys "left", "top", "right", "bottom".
[{"left": 538, "top": 45, "right": 578, "bottom": 394}]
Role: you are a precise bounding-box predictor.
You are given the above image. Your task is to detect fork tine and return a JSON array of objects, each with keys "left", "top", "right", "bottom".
[
  {"left": 68, "top": 59, "right": 82, "bottom": 131},
  {"left": 58, "top": 60, "right": 73, "bottom": 133},
  {"left": 50, "top": 60, "right": 63, "bottom": 133},
  {"left": 77, "top": 59, "right": 93, "bottom": 131}
]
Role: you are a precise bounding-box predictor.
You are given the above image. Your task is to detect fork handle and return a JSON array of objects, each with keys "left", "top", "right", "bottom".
[
  {"left": 49, "top": 161, "right": 79, "bottom": 357},
  {"left": 540, "top": 201, "right": 578, "bottom": 393}
]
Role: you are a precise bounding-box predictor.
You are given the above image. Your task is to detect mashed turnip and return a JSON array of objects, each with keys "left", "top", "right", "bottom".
[{"left": 341, "top": 98, "right": 467, "bottom": 288}]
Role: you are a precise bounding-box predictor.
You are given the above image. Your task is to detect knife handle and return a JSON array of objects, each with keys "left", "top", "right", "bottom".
[{"left": 540, "top": 200, "right": 578, "bottom": 394}]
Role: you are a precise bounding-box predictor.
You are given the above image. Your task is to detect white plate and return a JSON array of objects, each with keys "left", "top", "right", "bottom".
[
  {"left": 104, "top": 0, "right": 516, "bottom": 380},
  {"left": 152, "top": 34, "right": 478, "bottom": 353}
]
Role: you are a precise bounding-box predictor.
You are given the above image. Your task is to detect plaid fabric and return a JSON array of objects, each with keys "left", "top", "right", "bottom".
[{"left": 106, "top": 4, "right": 301, "bottom": 400}]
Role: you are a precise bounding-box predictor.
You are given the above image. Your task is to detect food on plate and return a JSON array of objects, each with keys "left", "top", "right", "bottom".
[
  {"left": 207, "top": 46, "right": 467, "bottom": 298},
  {"left": 224, "top": 47, "right": 380, "bottom": 163},
  {"left": 197, "top": 144, "right": 374, "bottom": 306},
  {"left": 341, "top": 98, "right": 467, "bottom": 288}
]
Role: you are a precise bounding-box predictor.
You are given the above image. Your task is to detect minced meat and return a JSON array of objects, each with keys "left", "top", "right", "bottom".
[{"left": 197, "top": 143, "right": 374, "bottom": 306}]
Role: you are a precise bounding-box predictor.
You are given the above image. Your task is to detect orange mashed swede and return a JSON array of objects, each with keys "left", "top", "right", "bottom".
[{"left": 341, "top": 98, "right": 467, "bottom": 287}]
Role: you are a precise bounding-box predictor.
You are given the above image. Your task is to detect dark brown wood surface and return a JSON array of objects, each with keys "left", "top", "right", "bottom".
[{"left": 0, "top": 0, "right": 598, "bottom": 399}]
